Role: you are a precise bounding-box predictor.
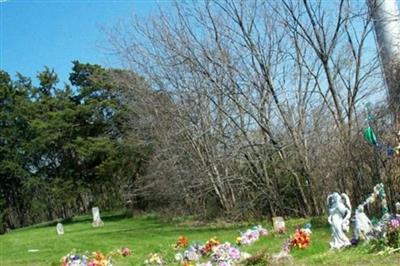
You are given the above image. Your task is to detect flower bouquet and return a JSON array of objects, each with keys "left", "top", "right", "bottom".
[
  {"left": 200, "top": 237, "right": 220, "bottom": 255},
  {"left": 60, "top": 246, "right": 132, "bottom": 266},
  {"left": 88, "top": 252, "right": 112, "bottom": 266},
  {"left": 60, "top": 252, "right": 89, "bottom": 266},
  {"left": 120, "top": 247, "right": 132, "bottom": 257},
  {"left": 237, "top": 225, "right": 268, "bottom": 245},
  {"left": 60, "top": 251, "right": 112, "bottom": 266},
  {"left": 144, "top": 253, "right": 165, "bottom": 265},
  {"left": 386, "top": 217, "right": 400, "bottom": 249},
  {"left": 210, "top": 242, "right": 241, "bottom": 265},
  {"left": 176, "top": 235, "right": 189, "bottom": 249},
  {"left": 290, "top": 228, "right": 311, "bottom": 249}
]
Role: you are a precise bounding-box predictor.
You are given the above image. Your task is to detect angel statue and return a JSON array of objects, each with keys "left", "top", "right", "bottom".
[
  {"left": 327, "top": 192, "right": 352, "bottom": 249},
  {"left": 353, "top": 205, "right": 373, "bottom": 241}
]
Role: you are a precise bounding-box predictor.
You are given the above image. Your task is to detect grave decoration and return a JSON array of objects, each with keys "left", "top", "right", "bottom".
[
  {"left": 370, "top": 215, "right": 400, "bottom": 254},
  {"left": 272, "top": 217, "right": 286, "bottom": 234},
  {"left": 210, "top": 242, "right": 241, "bottom": 265},
  {"left": 236, "top": 225, "right": 268, "bottom": 245},
  {"left": 362, "top": 103, "right": 400, "bottom": 158},
  {"left": 174, "top": 234, "right": 262, "bottom": 266},
  {"left": 60, "top": 248, "right": 131, "bottom": 266},
  {"left": 286, "top": 223, "right": 312, "bottom": 250},
  {"left": 349, "top": 184, "right": 400, "bottom": 254},
  {"left": 144, "top": 253, "right": 165, "bottom": 265},
  {"left": 327, "top": 192, "right": 352, "bottom": 249},
  {"left": 271, "top": 223, "right": 311, "bottom": 264},
  {"left": 201, "top": 237, "right": 220, "bottom": 255},
  {"left": 175, "top": 235, "right": 189, "bottom": 249},
  {"left": 91, "top": 207, "right": 104, "bottom": 228},
  {"left": 290, "top": 227, "right": 311, "bottom": 249},
  {"left": 120, "top": 247, "right": 132, "bottom": 257},
  {"left": 174, "top": 241, "right": 244, "bottom": 266},
  {"left": 56, "top": 223, "right": 64, "bottom": 235},
  {"left": 352, "top": 183, "right": 390, "bottom": 244}
]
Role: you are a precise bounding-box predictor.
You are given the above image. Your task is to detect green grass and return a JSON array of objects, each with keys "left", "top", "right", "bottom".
[{"left": 0, "top": 214, "right": 399, "bottom": 265}]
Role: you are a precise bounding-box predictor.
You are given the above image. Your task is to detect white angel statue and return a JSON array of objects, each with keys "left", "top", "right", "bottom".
[
  {"left": 327, "top": 192, "right": 352, "bottom": 249},
  {"left": 354, "top": 205, "right": 372, "bottom": 241}
]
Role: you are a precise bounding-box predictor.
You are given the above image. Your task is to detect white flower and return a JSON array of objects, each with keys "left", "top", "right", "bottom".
[{"left": 175, "top": 253, "right": 183, "bottom": 261}]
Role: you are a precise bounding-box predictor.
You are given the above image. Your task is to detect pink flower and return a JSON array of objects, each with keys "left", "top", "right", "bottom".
[
  {"left": 121, "top": 247, "right": 131, "bottom": 257},
  {"left": 388, "top": 219, "right": 400, "bottom": 231}
]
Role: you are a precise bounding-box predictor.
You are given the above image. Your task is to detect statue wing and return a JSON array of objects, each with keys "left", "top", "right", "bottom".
[{"left": 341, "top": 193, "right": 352, "bottom": 211}]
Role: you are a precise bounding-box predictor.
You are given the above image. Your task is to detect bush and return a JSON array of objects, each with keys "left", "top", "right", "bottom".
[{"left": 310, "top": 216, "right": 328, "bottom": 228}]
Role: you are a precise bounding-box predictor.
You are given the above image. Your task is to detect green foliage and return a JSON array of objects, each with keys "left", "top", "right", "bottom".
[
  {"left": 0, "top": 63, "right": 148, "bottom": 231},
  {"left": 387, "top": 229, "right": 400, "bottom": 249},
  {"left": 309, "top": 216, "right": 329, "bottom": 228}
]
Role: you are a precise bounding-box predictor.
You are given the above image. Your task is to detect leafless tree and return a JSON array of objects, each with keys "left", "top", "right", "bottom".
[{"left": 107, "top": 0, "right": 392, "bottom": 218}]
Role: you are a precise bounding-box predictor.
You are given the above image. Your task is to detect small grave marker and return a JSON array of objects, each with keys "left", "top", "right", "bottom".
[
  {"left": 272, "top": 216, "right": 286, "bottom": 233},
  {"left": 92, "top": 207, "right": 104, "bottom": 227},
  {"left": 56, "top": 222, "right": 64, "bottom": 235}
]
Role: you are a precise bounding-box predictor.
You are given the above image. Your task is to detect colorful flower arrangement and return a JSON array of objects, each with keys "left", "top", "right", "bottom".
[
  {"left": 60, "top": 251, "right": 111, "bottom": 266},
  {"left": 201, "top": 237, "right": 220, "bottom": 255},
  {"left": 174, "top": 238, "right": 219, "bottom": 264},
  {"left": 236, "top": 225, "right": 268, "bottom": 245},
  {"left": 290, "top": 228, "right": 311, "bottom": 249},
  {"left": 88, "top": 252, "right": 111, "bottom": 266},
  {"left": 120, "top": 247, "right": 131, "bottom": 257},
  {"left": 60, "top": 247, "right": 131, "bottom": 266},
  {"left": 385, "top": 216, "right": 400, "bottom": 249},
  {"left": 210, "top": 242, "right": 241, "bottom": 265},
  {"left": 370, "top": 215, "right": 400, "bottom": 254},
  {"left": 176, "top": 235, "right": 189, "bottom": 249},
  {"left": 274, "top": 224, "right": 312, "bottom": 256},
  {"left": 144, "top": 253, "right": 165, "bottom": 265},
  {"left": 177, "top": 243, "right": 202, "bottom": 262},
  {"left": 175, "top": 241, "right": 241, "bottom": 266},
  {"left": 60, "top": 252, "right": 89, "bottom": 266}
]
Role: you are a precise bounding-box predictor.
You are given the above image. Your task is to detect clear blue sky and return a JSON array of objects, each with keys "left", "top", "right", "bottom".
[{"left": 0, "top": 0, "right": 166, "bottom": 85}]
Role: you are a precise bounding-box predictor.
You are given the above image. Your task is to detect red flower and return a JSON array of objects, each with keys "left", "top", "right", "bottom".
[
  {"left": 290, "top": 229, "right": 311, "bottom": 249},
  {"left": 176, "top": 235, "right": 189, "bottom": 248}
]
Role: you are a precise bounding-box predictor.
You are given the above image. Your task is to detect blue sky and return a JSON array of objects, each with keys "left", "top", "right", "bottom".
[{"left": 0, "top": 0, "right": 165, "bottom": 85}]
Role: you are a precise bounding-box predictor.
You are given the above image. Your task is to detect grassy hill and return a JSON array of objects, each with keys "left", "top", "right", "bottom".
[{"left": 0, "top": 214, "right": 399, "bottom": 265}]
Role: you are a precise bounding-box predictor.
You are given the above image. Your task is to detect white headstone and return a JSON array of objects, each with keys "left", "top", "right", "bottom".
[
  {"left": 272, "top": 217, "right": 286, "bottom": 233},
  {"left": 92, "top": 207, "right": 104, "bottom": 227},
  {"left": 56, "top": 223, "right": 64, "bottom": 235},
  {"left": 396, "top": 202, "right": 400, "bottom": 215}
]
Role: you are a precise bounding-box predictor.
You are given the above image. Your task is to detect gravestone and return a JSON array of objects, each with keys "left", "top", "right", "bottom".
[
  {"left": 272, "top": 216, "right": 286, "bottom": 233},
  {"left": 92, "top": 207, "right": 104, "bottom": 227},
  {"left": 56, "top": 222, "right": 64, "bottom": 235},
  {"left": 396, "top": 202, "right": 400, "bottom": 216}
]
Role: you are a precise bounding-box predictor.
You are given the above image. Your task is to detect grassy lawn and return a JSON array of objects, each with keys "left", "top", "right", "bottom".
[{"left": 0, "top": 214, "right": 399, "bottom": 265}]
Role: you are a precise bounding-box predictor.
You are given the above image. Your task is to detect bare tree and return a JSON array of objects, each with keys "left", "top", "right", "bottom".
[{"left": 107, "top": 0, "right": 387, "bottom": 218}]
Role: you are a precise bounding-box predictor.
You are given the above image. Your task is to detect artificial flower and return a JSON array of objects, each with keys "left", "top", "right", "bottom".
[
  {"left": 290, "top": 229, "right": 311, "bottom": 249},
  {"left": 176, "top": 235, "right": 189, "bottom": 248}
]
